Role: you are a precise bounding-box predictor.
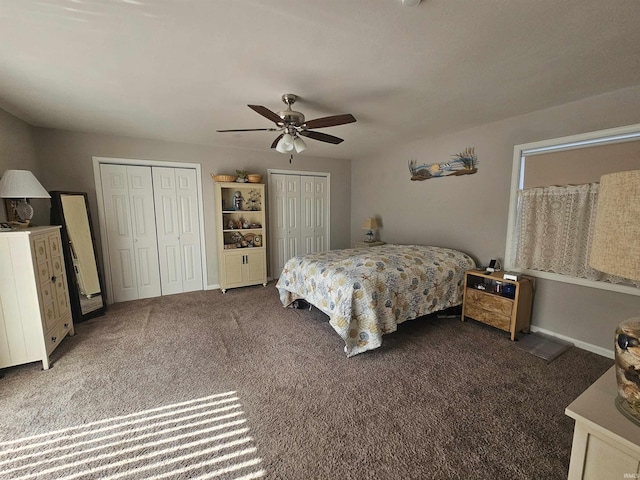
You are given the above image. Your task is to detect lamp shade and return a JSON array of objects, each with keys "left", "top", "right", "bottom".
[
  {"left": 362, "top": 217, "right": 379, "bottom": 230},
  {"left": 591, "top": 170, "right": 640, "bottom": 426},
  {"left": 275, "top": 134, "right": 294, "bottom": 153},
  {"left": 589, "top": 169, "right": 640, "bottom": 281},
  {"left": 293, "top": 136, "right": 307, "bottom": 153},
  {"left": 0, "top": 170, "right": 51, "bottom": 199}
]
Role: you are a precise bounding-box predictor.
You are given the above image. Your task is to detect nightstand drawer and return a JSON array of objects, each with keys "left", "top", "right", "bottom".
[
  {"left": 464, "top": 303, "right": 511, "bottom": 332},
  {"left": 465, "top": 288, "right": 513, "bottom": 316}
]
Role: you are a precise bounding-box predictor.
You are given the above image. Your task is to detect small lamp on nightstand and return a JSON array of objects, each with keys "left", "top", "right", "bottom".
[
  {"left": 589, "top": 169, "right": 640, "bottom": 425},
  {"left": 362, "top": 217, "right": 379, "bottom": 243}
]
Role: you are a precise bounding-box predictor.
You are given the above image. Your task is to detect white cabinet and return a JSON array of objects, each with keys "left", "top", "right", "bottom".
[
  {"left": 0, "top": 226, "right": 74, "bottom": 370},
  {"left": 214, "top": 182, "right": 267, "bottom": 293},
  {"left": 269, "top": 172, "right": 329, "bottom": 278},
  {"left": 566, "top": 366, "right": 640, "bottom": 479},
  {"left": 220, "top": 250, "right": 266, "bottom": 290}
]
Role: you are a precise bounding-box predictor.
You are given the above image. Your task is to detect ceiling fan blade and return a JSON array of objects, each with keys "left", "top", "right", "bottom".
[
  {"left": 270, "top": 134, "right": 284, "bottom": 149},
  {"left": 248, "top": 105, "right": 283, "bottom": 124},
  {"left": 299, "top": 130, "right": 344, "bottom": 144},
  {"left": 303, "top": 114, "right": 356, "bottom": 129},
  {"left": 216, "top": 128, "right": 278, "bottom": 132}
]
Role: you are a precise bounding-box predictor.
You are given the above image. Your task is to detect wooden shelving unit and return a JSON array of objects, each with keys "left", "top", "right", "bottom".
[{"left": 214, "top": 182, "right": 267, "bottom": 293}]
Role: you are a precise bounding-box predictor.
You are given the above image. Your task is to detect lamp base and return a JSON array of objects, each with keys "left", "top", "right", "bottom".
[
  {"left": 8, "top": 220, "right": 30, "bottom": 228},
  {"left": 615, "top": 396, "right": 640, "bottom": 426},
  {"left": 615, "top": 316, "right": 640, "bottom": 424},
  {"left": 4, "top": 199, "right": 32, "bottom": 226}
]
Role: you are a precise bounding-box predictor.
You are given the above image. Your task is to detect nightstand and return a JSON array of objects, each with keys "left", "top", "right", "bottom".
[
  {"left": 354, "top": 241, "right": 386, "bottom": 248},
  {"left": 461, "top": 269, "right": 533, "bottom": 340}
]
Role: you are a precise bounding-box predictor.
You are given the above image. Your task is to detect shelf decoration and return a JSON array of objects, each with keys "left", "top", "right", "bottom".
[
  {"left": 232, "top": 191, "right": 244, "bottom": 210},
  {"left": 235, "top": 170, "right": 249, "bottom": 182},
  {"left": 246, "top": 189, "right": 262, "bottom": 211},
  {"left": 409, "top": 147, "right": 478, "bottom": 181}
]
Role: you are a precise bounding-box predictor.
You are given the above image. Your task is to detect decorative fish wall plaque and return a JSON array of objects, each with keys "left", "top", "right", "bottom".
[{"left": 409, "top": 147, "right": 478, "bottom": 181}]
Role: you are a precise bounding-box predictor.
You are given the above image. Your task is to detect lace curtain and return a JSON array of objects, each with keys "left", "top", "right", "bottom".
[{"left": 512, "top": 183, "right": 640, "bottom": 287}]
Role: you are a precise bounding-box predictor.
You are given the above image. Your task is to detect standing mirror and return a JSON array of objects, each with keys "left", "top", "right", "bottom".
[{"left": 50, "top": 191, "right": 106, "bottom": 322}]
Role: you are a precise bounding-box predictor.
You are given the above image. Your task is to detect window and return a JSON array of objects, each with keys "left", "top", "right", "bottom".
[{"left": 505, "top": 124, "right": 640, "bottom": 296}]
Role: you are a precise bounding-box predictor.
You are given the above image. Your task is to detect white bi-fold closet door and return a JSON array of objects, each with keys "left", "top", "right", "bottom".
[
  {"left": 152, "top": 167, "right": 203, "bottom": 295},
  {"left": 269, "top": 171, "right": 329, "bottom": 279},
  {"left": 99, "top": 164, "right": 203, "bottom": 303}
]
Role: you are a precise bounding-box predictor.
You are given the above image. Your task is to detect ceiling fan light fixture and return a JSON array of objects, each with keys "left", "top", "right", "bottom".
[
  {"left": 294, "top": 136, "right": 307, "bottom": 153},
  {"left": 276, "top": 135, "right": 294, "bottom": 153},
  {"left": 282, "top": 132, "right": 294, "bottom": 146},
  {"left": 220, "top": 94, "right": 357, "bottom": 152}
]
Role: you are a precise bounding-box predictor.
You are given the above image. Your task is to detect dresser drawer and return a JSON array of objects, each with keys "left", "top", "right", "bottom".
[{"left": 45, "top": 316, "right": 73, "bottom": 355}]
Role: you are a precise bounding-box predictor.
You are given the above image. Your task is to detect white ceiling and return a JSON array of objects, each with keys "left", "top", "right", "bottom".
[{"left": 1, "top": 0, "right": 640, "bottom": 160}]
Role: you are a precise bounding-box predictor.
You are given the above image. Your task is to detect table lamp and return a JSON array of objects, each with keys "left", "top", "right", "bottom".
[
  {"left": 0, "top": 169, "right": 51, "bottom": 226},
  {"left": 362, "top": 217, "right": 379, "bottom": 242},
  {"left": 589, "top": 169, "right": 640, "bottom": 424}
]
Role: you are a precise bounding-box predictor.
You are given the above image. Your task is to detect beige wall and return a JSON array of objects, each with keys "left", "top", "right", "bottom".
[
  {"left": 31, "top": 128, "right": 352, "bottom": 288},
  {"left": 0, "top": 108, "right": 48, "bottom": 225},
  {"left": 5, "top": 83, "right": 640, "bottom": 355},
  {"left": 350, "top": 84, "right": 640, "bottom": 355}
]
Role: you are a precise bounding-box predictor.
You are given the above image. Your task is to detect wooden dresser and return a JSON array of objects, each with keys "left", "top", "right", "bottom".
[{"left": 0, "top": 226, "right": 74, "bottom": 370}]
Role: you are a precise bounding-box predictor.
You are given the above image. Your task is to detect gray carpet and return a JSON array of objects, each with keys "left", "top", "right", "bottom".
[{"left": 0, "top": 283, "right": 613, "bottom": 479}]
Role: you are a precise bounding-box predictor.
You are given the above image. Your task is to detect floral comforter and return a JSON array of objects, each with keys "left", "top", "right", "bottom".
[{"left": 276, "top": 244, "right": 476, "bottom": 357}]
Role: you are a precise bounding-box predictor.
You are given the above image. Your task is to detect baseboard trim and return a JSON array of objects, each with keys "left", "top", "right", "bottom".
[
  {"left": 205, "top": 278, "right": 272, "bottom": 291},
  {"left": 530, "top": 325, "right": 614, "bottom": 359}
]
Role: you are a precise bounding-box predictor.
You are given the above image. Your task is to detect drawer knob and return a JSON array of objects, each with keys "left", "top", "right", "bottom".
[
  {"left": 51, "top": 275, "right": 57, "bottom": 283},
  {"left": 51, "top": 336, "right": 57, "bottom": 342},
  {"left": 64, "top": 323, "right": 69, "bottom": 329}
]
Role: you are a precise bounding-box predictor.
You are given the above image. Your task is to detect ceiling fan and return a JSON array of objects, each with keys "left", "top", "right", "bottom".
[{"left": 216, "top": 94, "right": 356, "bottom": 153}]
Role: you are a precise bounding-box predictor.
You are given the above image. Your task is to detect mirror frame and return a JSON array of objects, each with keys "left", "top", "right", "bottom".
[
  {"left": 50, "top": 191, "right": 107, "bottom": 321},
  {"left": 505, "top": 123, "right": 640, "bottom": 297}
]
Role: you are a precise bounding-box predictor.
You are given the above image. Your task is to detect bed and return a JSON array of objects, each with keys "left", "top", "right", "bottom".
[{"left": 276, "top": 244, "right": 476, "bottom": 356}]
